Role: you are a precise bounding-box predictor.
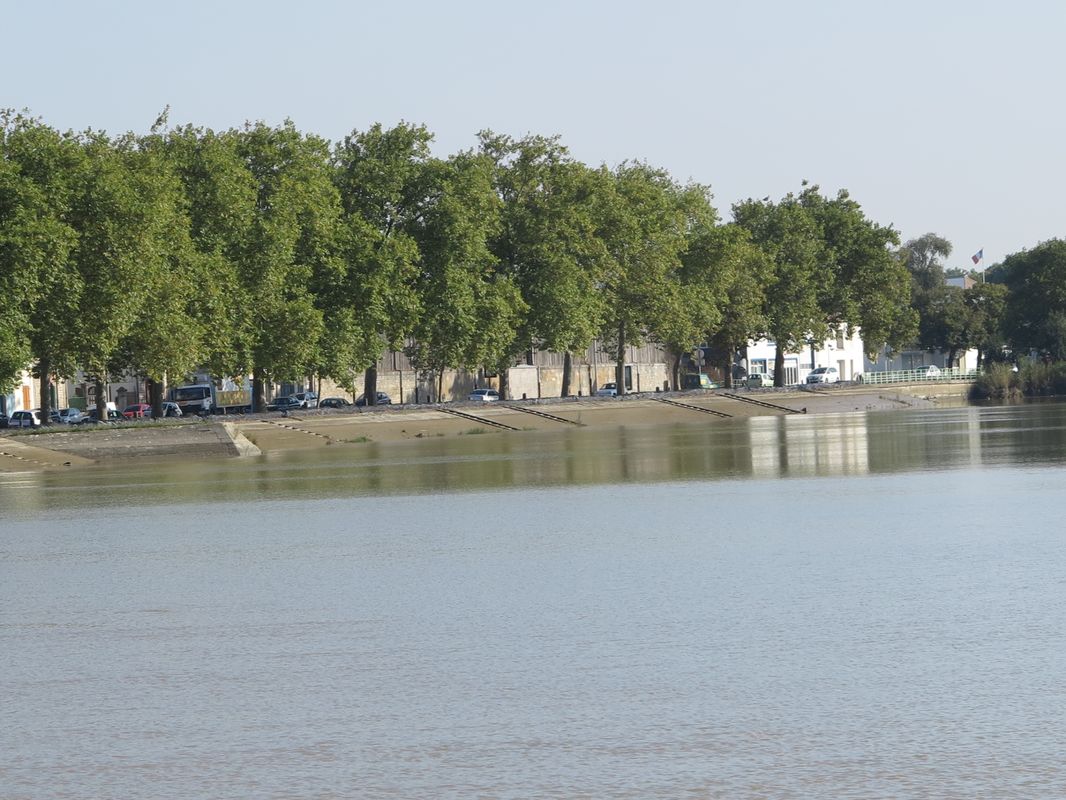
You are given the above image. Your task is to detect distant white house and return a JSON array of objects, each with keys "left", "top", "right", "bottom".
[
  {"left": 945, "top": 274, "right": 977, "bottom": 289},
  {"left": 742, "top": 324, "right": 866, "bottom": 385}
]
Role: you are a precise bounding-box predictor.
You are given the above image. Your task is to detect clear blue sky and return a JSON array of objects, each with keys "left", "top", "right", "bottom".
[{"left": 7, "top": 0, "right": 1064, "bottom": 268}]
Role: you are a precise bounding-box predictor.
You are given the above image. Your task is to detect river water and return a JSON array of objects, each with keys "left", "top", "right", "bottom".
[{"left": 3, "top": 403, "right": 1066, "bottom": 798}]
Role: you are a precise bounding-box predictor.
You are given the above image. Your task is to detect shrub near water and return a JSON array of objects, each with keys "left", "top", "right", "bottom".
[
  {"left": 971, "top": 363, "right": 1019, "bottom": 400},
  {"left": 1019, "top": 362, "right": 1052, "bottom": 395},
  {"left": 1017, "top": 361, "right": 1066, "bottom": 395},
  {"left": 972, "top": 360, "right": 1066, "bottom": 399}
]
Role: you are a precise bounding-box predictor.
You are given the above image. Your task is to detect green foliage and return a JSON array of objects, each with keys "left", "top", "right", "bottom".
[
  {"left": 232, "top": 121, "right": 341, "bottom": 382},
  {"left": 0, "top": 113, "right": 83, "bottom": 389},
  {"left": 733, "top": 192, "right": 824, "bottom": 357},
  {"left": 589, "top": 162, "right": 697, "bottom": 391},
  {"left": 407, "top": 150, "right": 527, "bottom": 384},
  {"left": 903, "top": 232, "right": 952, "bottom": 292},
  {"left": 162, "top": 126, "right": 256, "bottom": 379},
  {"left": 324, "top": 123, "right": 429, "bottom": 389},
  {"left": 736, "top": 185, "right": 919, "bottom": 383},
  {"left": 800, "top": 186, "right": 915, "bottom": 354},
  {"left": 971, "top": 363, "right": 1019, "bottom": 400},
  {"left": 1001, "top": 239, "right": 1066, "bottom": 359},
  {"left": 481, "top": 132, "right": 607, "bottom": 359}
]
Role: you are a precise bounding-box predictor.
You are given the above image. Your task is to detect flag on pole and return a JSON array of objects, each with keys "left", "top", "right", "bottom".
[{"left": 972, "top": 249, "right": 984, "bottom": 265}]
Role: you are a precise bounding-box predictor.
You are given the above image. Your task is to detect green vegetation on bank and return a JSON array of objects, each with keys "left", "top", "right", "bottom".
[{"left": 972, "top": 360, "right": 1066, "bottom": 400}]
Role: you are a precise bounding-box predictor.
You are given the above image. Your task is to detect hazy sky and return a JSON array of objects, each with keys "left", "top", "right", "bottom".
[{"left": 7, "top": 1, "right": 1064, "bottom": 268}]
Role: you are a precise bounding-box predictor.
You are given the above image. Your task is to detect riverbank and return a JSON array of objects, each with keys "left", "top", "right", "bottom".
[{"left": 0, "top": 383, "right": 970, "bottom": 473}]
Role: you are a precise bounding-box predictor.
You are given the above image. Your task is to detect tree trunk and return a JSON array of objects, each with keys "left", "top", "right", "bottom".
[
  {"left": 364, "top": 364, "right": 378, "bottom": 406},
  {"left": 498, "top": 367, "right": 510, "bottom": 401},
  {"left": 774, "top": 348, "right": 786, "bottom": 388},
  {"left": 252, "top": 368, "right": 267, "bottom": 413},
  {"left": 95, "top": 377, "right": 106, "bottom": 420},
  {"left": 672, "top": 350, "right": 682, "bottom": 391},
  {"left": 561, "top": 350, "right": 573, "bottom": 397},
  {"left": 615, "top": 320, "right": 626, "bottom": 395},
  {"left": 437, "top": 369, "right": 444, "bottom": 403},
  {"left": 39, "top": 357, "right": 52, "bottom": 425},
  {"left": 147, "top": 378, "right": 164, "bottom": 419},
  {"left": 947, "top": 348, "right": 958, "bottom": 369},
  {"left": 723, "top": 343, "right": 734, "bottom": 389}
]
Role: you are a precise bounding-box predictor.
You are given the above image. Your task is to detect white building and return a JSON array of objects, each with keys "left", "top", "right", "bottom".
[
  {"left": 743, "top": 325, "right": 866, "bottom": 386},
  {"left": 2, "top": 369, "right": 70, "bottom": 415}
]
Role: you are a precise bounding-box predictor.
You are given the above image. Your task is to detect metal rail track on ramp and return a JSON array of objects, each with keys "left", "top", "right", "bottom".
[
  {"left": 436, "top": 406, "right": 521, "bottom": 431},
  {"left": 506, "top": 405, "right": 585, "bottom": 426},
  {"left": 651, "top": 396, "right": 732, "bottom": 418},
  {"left": 258, "top": 418, "right": 339, "bottom": 443},
  {"left": 718, "top": 393, "right": 805, "bottom": 414}
]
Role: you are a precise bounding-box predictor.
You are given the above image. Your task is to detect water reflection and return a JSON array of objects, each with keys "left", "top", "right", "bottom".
[{"left": 3, "top": 402, "right": 1066, "bottom": 515}]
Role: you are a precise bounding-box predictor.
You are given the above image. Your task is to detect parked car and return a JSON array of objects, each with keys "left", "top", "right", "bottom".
[
  {"left": 0, "top": 412, "right": 8, "bottom": 429},
  {"left": 355, "top": 392, "right": 392, "bottom": 407},
  {"left": 122, "top": 403, "right": 152, "bottom": 419},
  {"left": 291, "top": 391, "right": 318, "bottom": 409},
  {"left": 805, "top": 367, "right": 839, "bottom": 385},
  {"left": 269, "top": 396, "right": 303, "bottom": 412},
  {"left": 55, "top": 408, "right": 85, "bottom": 425},
  {"left": 681, "top": 373, "right": 719, "bottom": 390},
  {"left": 915, "top": 365, "right": 941, "bottom": 378},
  {"left": 468, "top": 389, "right": 500, "bottom": 402},
  {"left": 594, "top": 383, "right": 618, "bottom": 397},
  {"left": 83, "top": 407, "right": 123, "bottom": 424},
  {"left": 9, "top": 410, "right": 42, "bottom": 428},
  {"left": 319, "top": 397, "right": 352, "bottom": 409},
  {"left": 162, "top": 402, "right": 183, "bottom": 418},
  {"left": 746, "top": 373, "right": 774, "bottom": 388}
]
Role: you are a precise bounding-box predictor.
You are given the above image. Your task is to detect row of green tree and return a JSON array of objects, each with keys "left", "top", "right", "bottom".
[
  {"left": 4, "top": 111, "right": 1062, "bottom": 422},
  {"left": 901, "top": 233, "right": 1066, "bottom": 370}
]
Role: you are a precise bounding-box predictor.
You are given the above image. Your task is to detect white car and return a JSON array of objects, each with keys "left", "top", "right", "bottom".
[
  {"left": 468, "top": 389, "right": 500, "bottom": 402},
  {"left": 806, "top": 367, "right": 839, "bottom": 385},
  {"left": 594, "top": 383, "right": 618, "bottom": 397},
  {"left": 746, "top": 373, "right": 774, "bottom": 388},
  {"left": 914, "top": 365, "right": 941, "bottom": 379},
  {"left": 9, "top": 410, "right": 42, "bottom": 428}
]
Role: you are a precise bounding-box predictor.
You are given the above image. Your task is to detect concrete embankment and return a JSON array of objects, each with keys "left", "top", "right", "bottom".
[
  {"left": 0, "top": 382, "right": 971, "bottom": 473},
  {"left": 0, "top": 418, "right": 257, "bottom": 472}
]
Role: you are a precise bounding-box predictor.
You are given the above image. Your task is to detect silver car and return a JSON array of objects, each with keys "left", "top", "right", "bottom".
[{"left": 55, "top": 408, "right": 84, "bottom": 424}]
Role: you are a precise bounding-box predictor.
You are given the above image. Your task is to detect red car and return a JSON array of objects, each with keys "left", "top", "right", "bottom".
[{"left": 122, "top": 403, "right": 152, "bottom": 419}]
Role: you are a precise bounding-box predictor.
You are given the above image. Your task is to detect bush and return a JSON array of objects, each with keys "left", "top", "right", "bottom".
[
  {"left": 1019, "top": 361, "right": 1053, "bottom": 395},
  {"left": 971, "top": 363, "right": 1019, "bottom": 400},
  {"left": 972, "top": 359, "right": 1066, "bottom": 399}
]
